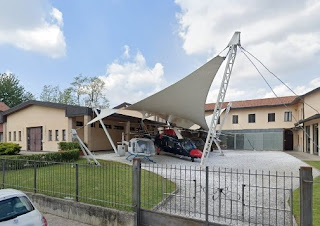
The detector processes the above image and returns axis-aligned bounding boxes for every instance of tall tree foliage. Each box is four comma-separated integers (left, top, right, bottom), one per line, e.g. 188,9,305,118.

39,85,76,105
0,73,35,107
40,75,109,108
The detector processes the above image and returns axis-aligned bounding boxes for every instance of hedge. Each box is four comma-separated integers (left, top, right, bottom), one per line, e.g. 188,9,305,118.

0,143,21,155
58,142,87,151
2,150,80,162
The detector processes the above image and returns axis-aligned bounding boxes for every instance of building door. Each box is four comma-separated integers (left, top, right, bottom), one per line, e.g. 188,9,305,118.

284,130,293,150
27,127,42,151
314,124,319,155
306,126,311,153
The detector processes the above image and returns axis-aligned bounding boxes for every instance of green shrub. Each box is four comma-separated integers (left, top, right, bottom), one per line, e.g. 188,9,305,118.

0,143,21,155
2,150,79,162
58,142,87,151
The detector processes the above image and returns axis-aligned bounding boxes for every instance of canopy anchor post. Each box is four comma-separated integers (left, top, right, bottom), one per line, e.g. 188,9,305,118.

200,32,240,168
71,129,100,166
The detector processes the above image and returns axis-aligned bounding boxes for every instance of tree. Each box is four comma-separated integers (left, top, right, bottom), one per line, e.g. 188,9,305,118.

83,77,109,108
70,75,109,108
39,85,76,105
0,73,35,107
40,75,109,108
71,75,87,106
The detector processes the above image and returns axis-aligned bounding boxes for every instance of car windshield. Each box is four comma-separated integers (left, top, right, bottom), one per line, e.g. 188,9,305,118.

180,139,196,151
0,196,34,222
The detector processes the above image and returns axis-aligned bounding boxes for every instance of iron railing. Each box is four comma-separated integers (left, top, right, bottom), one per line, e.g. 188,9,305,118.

141,163,300,225
0,158,133,210
1,158,302,225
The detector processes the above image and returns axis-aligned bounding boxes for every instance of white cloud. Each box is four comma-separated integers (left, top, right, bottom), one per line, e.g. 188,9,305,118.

50,8,63,27
175,0,320,102
263,77,320,98
0,0,66,58
100,46,166,107
123,45,130,58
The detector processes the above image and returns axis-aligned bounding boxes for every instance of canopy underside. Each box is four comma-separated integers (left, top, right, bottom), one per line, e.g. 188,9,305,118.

127,56,225,130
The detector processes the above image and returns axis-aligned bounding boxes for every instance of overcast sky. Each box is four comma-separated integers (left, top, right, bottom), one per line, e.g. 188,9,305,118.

0,0,319,107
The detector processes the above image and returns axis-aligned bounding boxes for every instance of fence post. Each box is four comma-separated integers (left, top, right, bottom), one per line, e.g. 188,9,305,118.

2,159,5,189
132,158,141,226
205,166,209,225
300,166,312,226
76,164,79,202
33,161,37,193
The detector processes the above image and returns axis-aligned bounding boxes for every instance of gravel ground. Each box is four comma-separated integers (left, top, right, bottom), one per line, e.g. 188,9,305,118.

96,150,319,225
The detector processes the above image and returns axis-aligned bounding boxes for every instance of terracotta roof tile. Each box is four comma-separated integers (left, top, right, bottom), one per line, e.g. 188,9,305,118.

205,96,297,111
0,102,9,112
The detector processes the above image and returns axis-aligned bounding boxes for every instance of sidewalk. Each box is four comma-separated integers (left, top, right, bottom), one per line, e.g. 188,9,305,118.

284,150,320,161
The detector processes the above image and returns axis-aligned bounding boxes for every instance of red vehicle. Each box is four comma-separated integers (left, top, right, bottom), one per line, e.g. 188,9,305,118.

154,129,203,162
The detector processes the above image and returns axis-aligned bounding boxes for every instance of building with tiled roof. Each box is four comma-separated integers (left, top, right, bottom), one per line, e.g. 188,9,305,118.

205,87,320,155
0,101,9,141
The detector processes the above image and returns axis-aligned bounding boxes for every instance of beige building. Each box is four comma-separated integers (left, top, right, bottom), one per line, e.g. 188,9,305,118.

0,101,9,142
205,87,320,154
0,101,160,152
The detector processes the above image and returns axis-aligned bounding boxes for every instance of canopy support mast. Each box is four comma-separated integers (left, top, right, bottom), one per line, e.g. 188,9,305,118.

200,32,241,167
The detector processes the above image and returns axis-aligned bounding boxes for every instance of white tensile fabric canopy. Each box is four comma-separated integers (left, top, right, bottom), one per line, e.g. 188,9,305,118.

126,56,225,131
87,108,118,125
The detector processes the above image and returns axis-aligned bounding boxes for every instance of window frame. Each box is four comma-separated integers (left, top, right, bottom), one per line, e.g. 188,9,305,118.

248,114,256,123
284,111,292,122
62,129,66,141
48,130,52,141
232,115,238,124
268,113,275,122
55,130,59,141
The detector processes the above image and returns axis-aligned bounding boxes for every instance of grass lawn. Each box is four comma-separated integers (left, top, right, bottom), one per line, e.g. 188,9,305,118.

1,158,176,211
293,161,320,225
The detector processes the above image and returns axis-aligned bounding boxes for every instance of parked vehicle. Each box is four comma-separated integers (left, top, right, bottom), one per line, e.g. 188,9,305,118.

0,189,47,226
154,129,202,162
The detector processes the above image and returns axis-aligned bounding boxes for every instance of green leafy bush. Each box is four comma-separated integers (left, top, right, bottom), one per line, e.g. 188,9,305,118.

58,142,86,151
2,150,79,162
0,142,21,155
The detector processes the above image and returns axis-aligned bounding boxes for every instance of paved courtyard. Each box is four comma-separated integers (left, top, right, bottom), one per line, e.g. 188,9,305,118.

96,150,319,225
95,149,319,175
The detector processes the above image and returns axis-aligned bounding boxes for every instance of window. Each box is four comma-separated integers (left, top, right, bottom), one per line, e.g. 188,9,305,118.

18,131,21,141
284,111,292,122
8,132,11,141
217,117,220,124
48,130,52,141
76,121,83,126
62,129,66,141
90,122,95,128
13,131,16,141
268,113,275,122
232,115,238,124
98,124,112,129
114,125,124,130
55,130,59,141
248,114,255,123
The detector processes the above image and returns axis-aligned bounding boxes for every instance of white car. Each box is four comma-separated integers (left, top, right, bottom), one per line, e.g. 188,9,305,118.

0,189,47,226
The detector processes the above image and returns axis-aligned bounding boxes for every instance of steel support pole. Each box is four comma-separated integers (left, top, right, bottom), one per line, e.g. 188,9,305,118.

76,164,79,202
2,159,5,189
201,33,240,167
93,109,118,154
205,166,209,225
300,166,313,226
132,158,141,226
33,161,37,193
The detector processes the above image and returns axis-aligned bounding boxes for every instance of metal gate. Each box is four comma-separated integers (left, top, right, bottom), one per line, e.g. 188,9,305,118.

141,164,300,225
